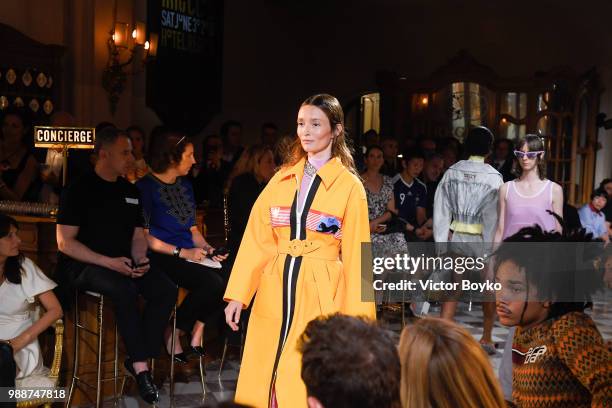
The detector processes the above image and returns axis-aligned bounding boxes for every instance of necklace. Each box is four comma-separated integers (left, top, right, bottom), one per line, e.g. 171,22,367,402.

304,160,317,177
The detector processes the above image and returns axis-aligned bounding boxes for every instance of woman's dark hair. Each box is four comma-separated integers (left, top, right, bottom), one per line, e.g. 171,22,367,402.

0,213,24,284
146,128,191,173
494,213,604,320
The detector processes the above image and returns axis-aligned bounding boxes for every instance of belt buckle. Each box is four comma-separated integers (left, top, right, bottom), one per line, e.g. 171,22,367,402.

288,239,305,257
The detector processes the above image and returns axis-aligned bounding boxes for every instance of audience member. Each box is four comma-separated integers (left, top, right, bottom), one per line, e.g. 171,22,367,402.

56,127,176,404
419,153,444,241
494,226,612,407
490,138,515,182
416,136,436,157
193,134,232,208
0,214,63,388
361,145,408,304
399,317,506,408
261,122,279,147
137,130,228,363
226,144,276,266
0,108,39,201
125,125,148,182
299,314,400,408
39,111,74,204
393,148,426,238
380,137,400,177
578,188,609,243
599,178,612,238
221,120,244,166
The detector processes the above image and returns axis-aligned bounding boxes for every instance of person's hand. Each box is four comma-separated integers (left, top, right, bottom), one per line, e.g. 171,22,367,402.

203,245,229,262
180,247,207,262
419,228,433,240
7,334,28,354
369,220,380,233
225,300,244,331
131,256,150,278
135,167,148,179
105,257,135,276
405,223,415,232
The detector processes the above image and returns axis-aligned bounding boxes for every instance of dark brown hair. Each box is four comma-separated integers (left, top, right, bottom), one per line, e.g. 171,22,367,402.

147,128,191,173
0,213,24,284
299,314,400,408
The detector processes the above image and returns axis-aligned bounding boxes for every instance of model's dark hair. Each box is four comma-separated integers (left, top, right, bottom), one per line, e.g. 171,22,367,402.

147,128,191,173
464,126,494,157
0,213,24,284
299,314,400,408
493,213,604,319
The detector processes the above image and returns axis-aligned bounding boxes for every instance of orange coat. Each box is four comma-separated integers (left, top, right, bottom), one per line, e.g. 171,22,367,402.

224,157,376,408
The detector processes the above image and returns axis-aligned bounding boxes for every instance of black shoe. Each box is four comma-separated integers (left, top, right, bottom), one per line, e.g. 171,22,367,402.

135,371,159,404
189,345,205,357
172,352,189,363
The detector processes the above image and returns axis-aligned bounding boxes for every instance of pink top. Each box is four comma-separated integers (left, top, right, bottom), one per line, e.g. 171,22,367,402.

298,156,329,212
503,179,557,239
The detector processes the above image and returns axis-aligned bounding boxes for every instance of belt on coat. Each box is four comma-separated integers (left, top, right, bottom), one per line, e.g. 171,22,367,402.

450,221,483,235
277,239,340,315
277,239,340,260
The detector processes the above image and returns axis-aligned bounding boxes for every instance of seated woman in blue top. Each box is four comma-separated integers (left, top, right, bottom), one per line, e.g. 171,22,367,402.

136,129,228,362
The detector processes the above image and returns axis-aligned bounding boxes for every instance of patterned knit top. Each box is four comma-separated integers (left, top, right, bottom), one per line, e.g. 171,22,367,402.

512,311,612,408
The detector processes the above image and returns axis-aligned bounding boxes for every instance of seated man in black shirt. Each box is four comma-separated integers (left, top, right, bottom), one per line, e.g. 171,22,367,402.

56,127,177,404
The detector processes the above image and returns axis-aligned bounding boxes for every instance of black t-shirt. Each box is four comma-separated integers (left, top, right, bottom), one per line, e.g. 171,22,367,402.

57,171,144,258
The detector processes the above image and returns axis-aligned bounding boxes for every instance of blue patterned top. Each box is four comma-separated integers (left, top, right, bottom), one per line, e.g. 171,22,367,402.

136,173,196,248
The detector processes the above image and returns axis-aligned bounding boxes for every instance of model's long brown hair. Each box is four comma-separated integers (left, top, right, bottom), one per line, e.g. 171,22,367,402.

399,318,506,408
283,94,358,175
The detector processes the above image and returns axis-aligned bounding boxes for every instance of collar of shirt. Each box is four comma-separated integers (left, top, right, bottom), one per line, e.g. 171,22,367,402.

278,156,345,189
589,203,601,214
468,155,485,163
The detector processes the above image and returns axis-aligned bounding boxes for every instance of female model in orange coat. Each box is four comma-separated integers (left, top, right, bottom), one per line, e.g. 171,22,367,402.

224,94,376,408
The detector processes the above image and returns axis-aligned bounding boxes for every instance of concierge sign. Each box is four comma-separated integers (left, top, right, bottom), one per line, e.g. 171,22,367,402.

34,126,95,149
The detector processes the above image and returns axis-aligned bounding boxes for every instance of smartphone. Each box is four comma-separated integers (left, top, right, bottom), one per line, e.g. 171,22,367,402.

210,247,229,258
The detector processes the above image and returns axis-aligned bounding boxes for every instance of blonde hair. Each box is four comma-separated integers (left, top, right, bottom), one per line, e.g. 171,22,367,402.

225,144,274,191
399,318,506,408
283,94,358,175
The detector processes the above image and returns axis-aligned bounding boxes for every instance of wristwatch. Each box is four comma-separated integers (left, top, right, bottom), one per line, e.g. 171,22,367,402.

173,247,182,257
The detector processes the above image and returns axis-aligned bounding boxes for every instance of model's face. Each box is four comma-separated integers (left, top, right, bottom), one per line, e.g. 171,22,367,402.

381,139,398,159
175,143,196,176
297,105,337,156
495,260,549,328
516,143,542,172
258,150,276,181
101,136,134,176
424,157,443,182
364,148,384,172
592,195,607,211
0,225,20,257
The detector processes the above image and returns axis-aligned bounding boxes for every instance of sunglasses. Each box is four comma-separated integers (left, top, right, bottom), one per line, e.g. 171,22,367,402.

514,150,544,159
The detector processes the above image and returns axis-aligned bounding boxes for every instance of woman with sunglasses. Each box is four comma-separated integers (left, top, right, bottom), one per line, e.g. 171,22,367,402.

493,134,563,403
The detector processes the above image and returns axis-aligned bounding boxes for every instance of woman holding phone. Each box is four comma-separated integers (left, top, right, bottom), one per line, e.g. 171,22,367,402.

136,129,228,362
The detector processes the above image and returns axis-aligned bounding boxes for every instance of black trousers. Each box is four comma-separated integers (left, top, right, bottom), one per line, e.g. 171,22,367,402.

73,264,177,362
149,252,226,334
0,342,16,408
